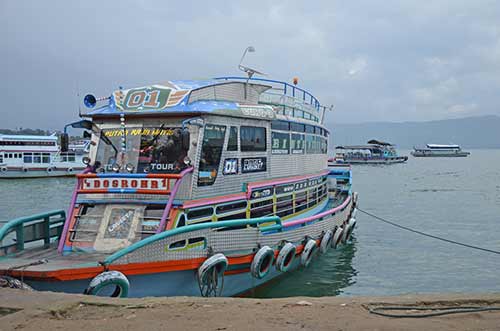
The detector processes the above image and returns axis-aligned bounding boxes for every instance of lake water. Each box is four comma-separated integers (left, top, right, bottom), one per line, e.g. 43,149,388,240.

2,149,500,297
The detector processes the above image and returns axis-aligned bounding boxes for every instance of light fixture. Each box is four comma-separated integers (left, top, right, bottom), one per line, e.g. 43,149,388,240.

112,163,120,172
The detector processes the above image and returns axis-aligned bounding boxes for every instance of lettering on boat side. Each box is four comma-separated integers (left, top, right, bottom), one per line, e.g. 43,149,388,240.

113,85,190,111
239,105,275,119
251,188,272,199
82,178,170,191
223,158,238,175
242,157,267,174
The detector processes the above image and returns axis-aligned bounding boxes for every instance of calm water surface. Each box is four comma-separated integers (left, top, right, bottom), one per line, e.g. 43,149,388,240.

1,149,500,297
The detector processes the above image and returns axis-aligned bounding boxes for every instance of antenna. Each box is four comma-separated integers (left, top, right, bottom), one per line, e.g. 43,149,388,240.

320,104,334,124
238,46,266,99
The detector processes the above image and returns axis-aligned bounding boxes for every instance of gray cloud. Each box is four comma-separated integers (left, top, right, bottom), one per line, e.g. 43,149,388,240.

1,0,499,130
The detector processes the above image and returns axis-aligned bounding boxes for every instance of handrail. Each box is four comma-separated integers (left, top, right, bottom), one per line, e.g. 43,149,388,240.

0,210,66,252
104,215,282,265
156,166,194,233
214,76,321,111
283,195,351,228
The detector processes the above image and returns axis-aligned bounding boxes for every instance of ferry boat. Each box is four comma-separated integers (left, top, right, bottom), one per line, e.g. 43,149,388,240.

335,140,408,164
0,76,357,297
411,144,470,157
0,134,88,178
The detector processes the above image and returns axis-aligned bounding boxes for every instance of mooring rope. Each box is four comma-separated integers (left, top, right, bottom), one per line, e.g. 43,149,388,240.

356,207,500,255
368,305,500,318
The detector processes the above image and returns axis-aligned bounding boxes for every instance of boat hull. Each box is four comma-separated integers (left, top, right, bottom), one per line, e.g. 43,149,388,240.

337,156,408,164
411,151,470,157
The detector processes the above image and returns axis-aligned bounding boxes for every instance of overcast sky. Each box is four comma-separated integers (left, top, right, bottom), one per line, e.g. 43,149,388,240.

2,1,500,130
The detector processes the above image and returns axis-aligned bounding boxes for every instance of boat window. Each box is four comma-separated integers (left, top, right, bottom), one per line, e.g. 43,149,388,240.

198,125,226,186
23,153,32,163
290,123,305,132
187,207,214,220
176,214,186,227
291,134,305,154
272,131,290,154
240,126,266,152
42,153,50,163
315,127,322,135
306,135,323,154
321,137,328,154
96,126,189,174
250,199,274,218
217,212,247,221
271,120,290,131
305,125,315,134
295,191,307,213
216,201,247,214
227,126,238,151
33,153,41,163
276,195,293,218
169,239,187,250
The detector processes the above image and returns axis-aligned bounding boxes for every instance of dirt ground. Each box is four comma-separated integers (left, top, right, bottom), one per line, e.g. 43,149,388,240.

1,289,500,330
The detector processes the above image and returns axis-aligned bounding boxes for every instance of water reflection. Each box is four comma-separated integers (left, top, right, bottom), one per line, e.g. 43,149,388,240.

250,235,358,298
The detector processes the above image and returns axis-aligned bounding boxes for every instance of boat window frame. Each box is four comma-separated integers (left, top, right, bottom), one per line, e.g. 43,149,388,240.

240,126,267,152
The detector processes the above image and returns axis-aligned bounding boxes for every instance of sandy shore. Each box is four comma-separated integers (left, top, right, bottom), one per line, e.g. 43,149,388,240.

1,289,500,330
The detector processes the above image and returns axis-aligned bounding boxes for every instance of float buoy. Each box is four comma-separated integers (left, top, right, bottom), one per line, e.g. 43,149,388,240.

276,242,296,272
0,166,7,172
300,239,317,267
320,230,333,254
197,253,228,297
85,271,129,298
251,246,275,279
332,226,343,249
67,167,74,173
46,167,54,173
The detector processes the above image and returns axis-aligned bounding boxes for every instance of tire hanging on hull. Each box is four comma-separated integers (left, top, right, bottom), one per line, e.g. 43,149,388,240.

85,271,130,298
197,253,228,297
251,246,275,279
276,243,296,272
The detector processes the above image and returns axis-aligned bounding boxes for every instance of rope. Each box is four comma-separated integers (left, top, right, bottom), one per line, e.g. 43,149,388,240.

368,305,500,318
356,207,500,255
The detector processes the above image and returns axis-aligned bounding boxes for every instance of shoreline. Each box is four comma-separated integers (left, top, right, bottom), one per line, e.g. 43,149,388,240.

1,289,500,330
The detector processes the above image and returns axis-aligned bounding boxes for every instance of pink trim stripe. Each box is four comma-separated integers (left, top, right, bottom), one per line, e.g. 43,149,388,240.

183,192,246,209
247,170,330,198
283,195,351,228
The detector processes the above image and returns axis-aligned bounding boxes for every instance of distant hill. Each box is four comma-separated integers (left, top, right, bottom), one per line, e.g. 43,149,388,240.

331,115,500,149
0,128,52,136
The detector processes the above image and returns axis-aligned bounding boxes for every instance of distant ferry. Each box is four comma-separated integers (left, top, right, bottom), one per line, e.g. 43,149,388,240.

0,134,88,178
335,140,408,164
411,144,470,157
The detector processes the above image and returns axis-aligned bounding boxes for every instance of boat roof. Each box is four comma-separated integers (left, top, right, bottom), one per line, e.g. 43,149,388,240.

426,144,460,149
336,144,388,150
85,79,273,118
0,134,57,141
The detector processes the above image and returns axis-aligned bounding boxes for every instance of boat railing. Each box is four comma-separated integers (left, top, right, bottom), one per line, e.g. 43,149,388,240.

0,210,66,255
103,215,283,266
215,76,322,122
57,167,194,253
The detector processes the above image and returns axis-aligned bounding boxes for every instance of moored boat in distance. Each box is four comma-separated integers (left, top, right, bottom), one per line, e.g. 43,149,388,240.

411,144,470,157
0,74,358,298
335,139,408,164
0,134,88,178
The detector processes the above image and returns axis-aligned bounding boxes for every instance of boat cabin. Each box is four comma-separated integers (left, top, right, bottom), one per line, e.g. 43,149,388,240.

64,78,333,253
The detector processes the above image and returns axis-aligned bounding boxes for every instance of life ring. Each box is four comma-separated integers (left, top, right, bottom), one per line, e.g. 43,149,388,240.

67,167,74,173
85,271,129,298
251,246,275,279
0,276,33,291
276,242,296,272
198,253,228,297
300,239,317,267
46,167,54,173
320,230,333,254
331,226,343,249
0,166,7,172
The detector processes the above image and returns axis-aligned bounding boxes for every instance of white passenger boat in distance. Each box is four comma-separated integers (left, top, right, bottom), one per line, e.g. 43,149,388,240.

335,140,408,164
411,144,470,157
0,134,88,178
